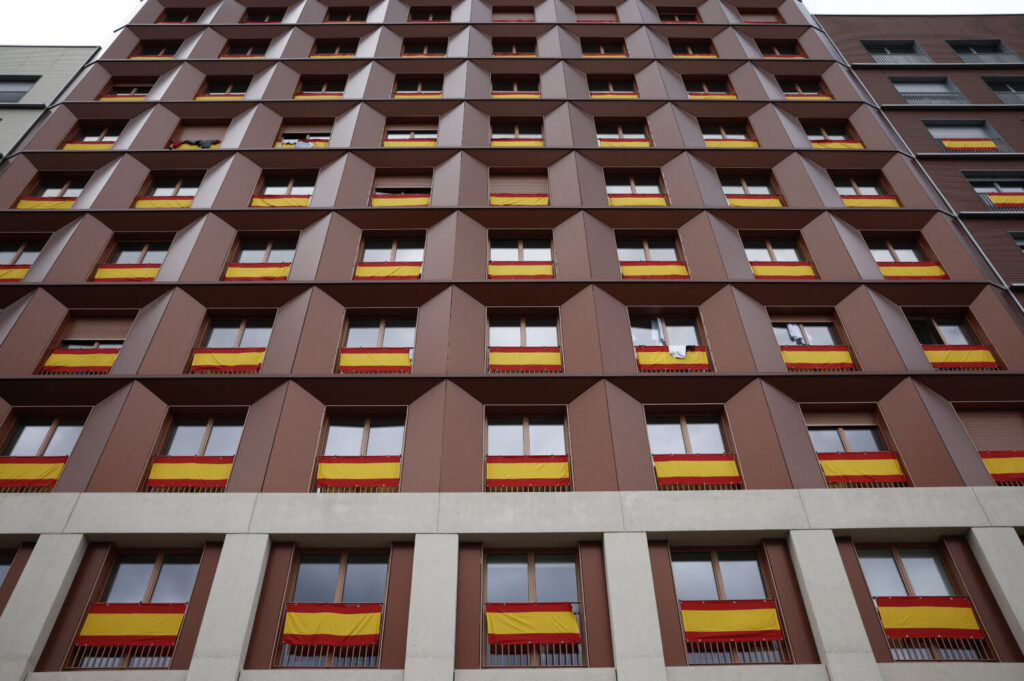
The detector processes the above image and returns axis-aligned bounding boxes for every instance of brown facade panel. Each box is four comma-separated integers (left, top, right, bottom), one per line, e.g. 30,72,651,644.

454,543,483,669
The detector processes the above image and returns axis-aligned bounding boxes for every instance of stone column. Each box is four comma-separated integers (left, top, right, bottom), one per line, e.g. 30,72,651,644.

968,526,1024,650
403,533,459,681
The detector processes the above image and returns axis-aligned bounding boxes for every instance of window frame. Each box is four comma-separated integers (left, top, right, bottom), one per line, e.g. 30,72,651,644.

148,176,201,198
261,175,317,197
604,172,664,196
202,318,273,349
866,238,925,264
343,317,417,349
242,8,285,23
325,7,368,22
629,313,703,348
2,416,84,458
320,415,407,459
645,413,729,455
907,315,980,346
722,175,777,197
232,238,296,265
160,416,244,459
802,121,855,142
222,41,268,58
402,39,447,57
0,241,42,266
408,6,451,22
615,236,679,262
487,315,560,348
771,318,841,347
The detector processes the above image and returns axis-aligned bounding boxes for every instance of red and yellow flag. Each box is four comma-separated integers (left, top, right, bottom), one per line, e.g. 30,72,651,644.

0,264,30,281
224,262,291,280
282,603,382,647
679,600,783,642
94,264,160,281
619,261,689,279
816,452,906,484
978,451,1024,483
597,138,651,147
486,455,570,488
780,345,854,370
317,456,401,488
784,94,833,101
16,197,76,209
63,141,116,150
876,596,982,639
195,94,245,100
250,195,310,207
590,92,637,99
840,195,901,208
190,348,266,373
608,193,667,206
371,194,430,207
147,456,233,488
489,193,549,206
705,139,759,148
726,195,783,207
0,456,67,488
41,348,118,374
811,140,864,149
354,262,423,280
940,138,997,151
635,345,709,371
487,261,554,279
485,603,580,645
986,192,1024,207
653,454,741,486
492,91,540,99
877,261,947,280
489,347,562,372
750,261,815,279
338,348,412,373
135,197,193,209
688,93,738,100
922,345,998,369
491,138,543,147
77,603,186,647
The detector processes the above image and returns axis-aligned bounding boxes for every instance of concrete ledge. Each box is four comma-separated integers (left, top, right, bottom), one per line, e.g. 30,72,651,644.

249,494,439,536
0,493,78,534
240,671,403,681
455,669,617,681
878,662,1024,681
622,490,808,533
799,488,989,530
30,672,187,681
63,494,257,536
666,664,829,681
437,493,624,535
972,487,1024,527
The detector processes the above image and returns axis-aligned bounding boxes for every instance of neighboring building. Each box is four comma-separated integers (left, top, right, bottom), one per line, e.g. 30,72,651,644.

820,14,1024,304
0,45,96,156
0,2,1021,681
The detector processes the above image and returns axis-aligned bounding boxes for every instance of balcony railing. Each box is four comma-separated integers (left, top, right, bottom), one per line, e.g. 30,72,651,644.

874,596,993,661
67,644,174,669
936,136,1011,153
278,643,379,668
994,91,1024,104
680,599,791,665
900,92,969,105
979,192,1024,212
277,602,382,668
66,602,186,670
870,53,933,64
959,53,1020,64
485,603,582,667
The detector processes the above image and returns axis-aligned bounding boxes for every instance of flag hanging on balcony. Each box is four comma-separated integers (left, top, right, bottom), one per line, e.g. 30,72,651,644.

146,456,234,488
875,596,983,639
0,456,67,488
354,262,423,280
816,452,906,484
985,193,1024,207
282,603,382,647
488,347,562,372
16,197,75,209
250,195,310,207
487,261,554,279
750,261,815,278
338,348,412,373
316,456,402,488
619,261,689,279
40,348,119,374
635,345,709,371
653,454,741,486
486,455,570,488
779,345,855,370
978,451,1024,483
679,600,783,642
0,264,30,281
922,345,998,369
485,603,580,645
726,195,783,207
76,603,187,647
223,263,291,280
939,138,997,151
877,261,947,280
190,348,266,373
93,264,161,281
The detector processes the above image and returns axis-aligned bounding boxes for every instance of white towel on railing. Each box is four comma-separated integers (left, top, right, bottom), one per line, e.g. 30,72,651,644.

668,345,688,359
787,323,804,344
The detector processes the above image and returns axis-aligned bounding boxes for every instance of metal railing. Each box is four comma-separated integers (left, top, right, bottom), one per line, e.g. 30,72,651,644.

686,639,790,665
937,136,1012,153
870,54,932,65
277,643,379,668
995,91,1024,104
146,485,224,493
886,636,993,661
486,484,571,493
317,484,399,493
0,91,28,103
900,92,969,105
485,604,583,667
995,479,1024,487
826,480,907,489
0,485,51,494
979,193,1024,212
959,53,1020,64
658,481,743,491
67,645,174,669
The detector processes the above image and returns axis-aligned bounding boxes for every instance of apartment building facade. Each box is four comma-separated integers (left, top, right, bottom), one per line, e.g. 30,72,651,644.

0,2,1021,681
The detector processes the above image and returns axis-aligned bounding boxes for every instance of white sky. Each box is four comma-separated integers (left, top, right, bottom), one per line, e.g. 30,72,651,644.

0,0,1019,47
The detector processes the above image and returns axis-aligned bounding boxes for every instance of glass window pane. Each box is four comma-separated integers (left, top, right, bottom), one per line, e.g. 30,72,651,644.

487,554,529,602
0,555,11,585
908,318,942,345
341,555,388,603
522,240,551,260
382,319,416,348
7,422,50,457
395,240,424,261
891,243,922,263
857,549,907,597
239,320,273,347
773,324,796,346
489,319,521,346
366,418,404,456
646,417,684,455
935,319,974,345
325,418,365,456
524,319,558,347
634,177,660,193
687,418,726,453
744,243,771,261
236,242,266,263
346,320,380,347
205,419,243,457
150,555,199,603
901,549,954,596
141,244,168,265
206,321,241,347
293,555,341,602
490,239,519,261
363,240,393,262
488,418,524,456
605,175,631,194
165,420,206,456
616,239,645,261
770,241,801,261
665,318,699,347
672,552,718,600
269,241,296,262
803,324,838,346
809,427,844,453
103,555,156,602
843,427,884,452
719,552,766,599
869,245,895,263
631,317,663,346
113,244,144,264
16,247,40,265
535,554,577,601
647,239,677,260
43,421,84,457
528,418,565,455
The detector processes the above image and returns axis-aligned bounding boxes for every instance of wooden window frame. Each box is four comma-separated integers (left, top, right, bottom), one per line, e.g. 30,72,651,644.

488,237,552,262
234,238,296,264
299,79,346,95
262,175,316,196
159,9,202,23
1,242,41,265
204,79,248,95
107,83,152,97
723,175,776,197
487,316,560,347
807,424,886,453
36,178,86,198
320,416,407,459
781,79,827,96
631,314,702,347
646,414,728,455
908,315,980,346
867,238,926,264
492,6,535,22
325,7,368,22
135,42,179,57
408,6,451,22
581,39,626,56
203,318,271,349
605,173,664,196
492,39,537,56
758,41,802,57
312,40,358,56
771,318,841,346
803,122,854,141
162,416,242,459
575,6,618,23
492,76,539,93
285,550,391,604
588,76,636,94
149,176,200,197
700,121,751,140
595,120,648,140
491,120,543,140
485,415,568,457
75,125,121,142
833,175,887,197
686,78,732,95
743,237,803,262
2,417,79,458
242,9,285,23
360,237,425,263
658,8,700,23
615,236,679,262
223,41,268,57
343,318,416,349
395,77,443,94
402,39,447,57
671,40,715,56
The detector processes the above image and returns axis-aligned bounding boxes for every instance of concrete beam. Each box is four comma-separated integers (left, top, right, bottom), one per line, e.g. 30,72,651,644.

967,527,1024,651
404,534,459,681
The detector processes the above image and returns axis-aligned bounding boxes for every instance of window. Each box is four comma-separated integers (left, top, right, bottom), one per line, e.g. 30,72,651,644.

52,318,125,361
968,175,1024,211
493,6,534,22
772,320,838,346
394,76,443,96
659,7,699,23
581,39,626,57
316,417,404,492
575,6,617,22
243,8,285,23
65,124,121,149
278,126,331,148
595,120,648,146
199,79,248,98
383,120,438,146
233,239,296,264
671,550,788,664
278,552,388,667
322,417,404,458
191,319,268,370
890,78,966,104
488,317,558,347
832,175,898,207
492,39,537,56
605,173,663,196
371,173,432,205
722,176,780,207
0,554,12,587
671,40,715,57
402,39,446,57
986,78,1024,103
484,552,581,666
909,314,998,370
958,410,1024,486
863,40,929,63
646,415,734,490
949,40,1019,64
772,318,854,370
261,175,316,196
159,417,243,458
491,120,542,145
779,79,830,100
151,416,243,493
135,42,179,58
807,419,906,488
631,315,700,349
489,171,549,205
907,316,977,346
868,239,925,264
0,242,41,266
297,79,346,98
312,40,357,57
204,319,273,349
65,551,201,670
758,41,801,58
856,547,992,661
738,8,780,23
685,77,734,98
701,121,755,147
144,176,200,201
490,237,551,262
925,122,1002,152
94,242,168,281
487,416,567,458
326,7,368,22
616,236,678,262
743,238,800,263
802,122,861,148
34,177,86,199
102,82,151,100
492,75,539,96
223,41,268,58
345,318,416,348
361,238,425,263
0,78,37,103
587,76,636,97
0,417,83,492
160,9,202,23
408,6,450,21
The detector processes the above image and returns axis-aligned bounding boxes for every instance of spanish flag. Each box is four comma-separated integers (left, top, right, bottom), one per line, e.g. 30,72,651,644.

635,345,709,371
135,197,193,209
986,193,1024,207
784,94,833,101
63,141,115,150
0,264,30,281
619,261,689,279
597,139,651,147
195,94,245,101
840,195,901,208
224,263,291,281
147,456,233,488
100,94,146,101
491,139,543,147
15,197,75,209
940,138,997,151
875,596,982,639
492,92,540,99
294,93,343,100
395,92,442,99
190,348,266,373
283,603,382,647
489,347,562,372
354,262,423,280
317,456,402,488
749,261,815,279
653,454,742,486
779,345,855,370
94,264,160,281
688,93,738,100
979,451,1024,483
922,345,998,369
489,193,549,206
0,456,67,488
487,261,554,279
726,195,783,207
679,600,783,642
816,452,906,484
486,455,570,488
250,195,311,208
485,603,580,645
589,92,638,99
877,261,947,280
370,194,431,207
705,139,759,148
40,348,119,374
76,603,187,647
608,194,667,206
382,139,437,147
811,141,864,149
338,348,412,373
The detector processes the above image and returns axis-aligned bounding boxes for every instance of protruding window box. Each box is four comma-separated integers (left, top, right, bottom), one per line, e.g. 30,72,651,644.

811,140,864,149
487,261,553,279
783,93,833,101
875,596,983,643
194,93,244,101
62,141,115,150
780,345,854,370
922,344,998,369
395,90,442,99
40,348,118,374
705,138,759,148
76,602,186,648
607,193,667,206
168,140,221,149
0,264,30,281
16,196,75,209
370,193,430,207
653,453,742,489
316,456,401,490
817,451,907,486
275,137,329,148
135,196,193,208
939,138,998,151
492,90,540,99
489,192,548,206
679,599,783,645
978,450,1024,485
190,347,266,373
485,455,570,490
282,602,382,646
338,348,412,373
224,262,290,280
619,261,689,279
250,194,310,207
146,456,233,490
726,194,783,207
840,194,901,208
983,192,1024,208
688,92,737,100
492,136,543,147
878,261,947,280
0,456,66,490
488,346,562,372
354,262,423,280
750,261,815,279
598,137,650,147
635,345,709,371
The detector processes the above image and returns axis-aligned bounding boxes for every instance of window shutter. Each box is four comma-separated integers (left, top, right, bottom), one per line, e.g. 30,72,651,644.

64,317,132,341
959,411,1024,450
491,173,549,194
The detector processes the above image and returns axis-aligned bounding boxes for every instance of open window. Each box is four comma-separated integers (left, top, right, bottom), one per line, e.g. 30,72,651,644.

371,173,432,206
630,314,709,371
771,317,855,371
168,121,225,150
